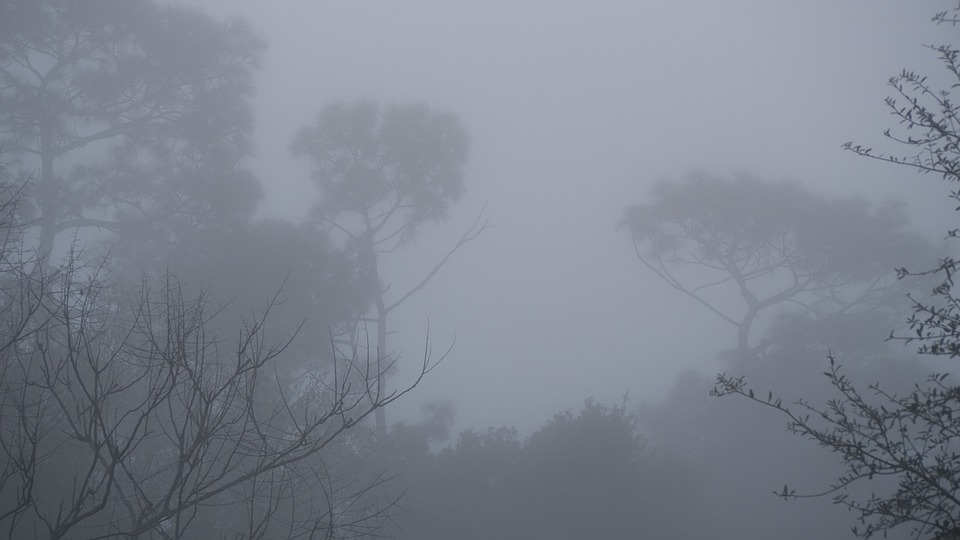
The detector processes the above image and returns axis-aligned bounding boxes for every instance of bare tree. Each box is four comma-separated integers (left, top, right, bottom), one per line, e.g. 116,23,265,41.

715,360,960,540
0,209,441,538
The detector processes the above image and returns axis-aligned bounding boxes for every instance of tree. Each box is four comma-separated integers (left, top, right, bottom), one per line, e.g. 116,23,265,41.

714,5,960,539
0,1,356,379
0,154,438,539
292,100,486,437
385,399,700,540
621,172,924,357
715,360,960,539
142,218,371,379
0,0,264,271
511,399,653,539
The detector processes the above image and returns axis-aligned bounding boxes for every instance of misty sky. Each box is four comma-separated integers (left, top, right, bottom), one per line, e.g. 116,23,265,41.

170,0,952,434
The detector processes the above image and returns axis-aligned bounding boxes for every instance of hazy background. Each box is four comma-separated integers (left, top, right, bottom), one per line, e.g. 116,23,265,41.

169,0,951,434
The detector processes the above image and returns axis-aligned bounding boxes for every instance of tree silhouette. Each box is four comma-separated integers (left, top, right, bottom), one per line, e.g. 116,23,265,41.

715,6,960,539
0,0,264,270
293,100,486,437
622,172,923,358
0,164,438,537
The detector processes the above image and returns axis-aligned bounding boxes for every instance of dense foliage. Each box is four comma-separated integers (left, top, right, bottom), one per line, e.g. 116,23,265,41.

382,399,701,540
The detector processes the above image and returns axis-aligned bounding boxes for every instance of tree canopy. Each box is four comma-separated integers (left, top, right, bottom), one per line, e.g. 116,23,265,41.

0,0,265,269
292,99,481,437
291,100,469,248
384,399,699,540
622,172,926,356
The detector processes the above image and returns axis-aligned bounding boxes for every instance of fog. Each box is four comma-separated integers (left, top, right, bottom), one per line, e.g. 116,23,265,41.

174,0,952,433
2,1,959,538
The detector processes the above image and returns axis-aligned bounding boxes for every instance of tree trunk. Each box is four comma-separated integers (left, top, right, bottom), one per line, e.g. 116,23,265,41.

36,119,57,273
375,293,388,439
362,231,389,440
737,308,757,359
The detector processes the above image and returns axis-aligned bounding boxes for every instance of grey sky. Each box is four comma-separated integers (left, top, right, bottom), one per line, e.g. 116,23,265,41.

172,0,950,434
